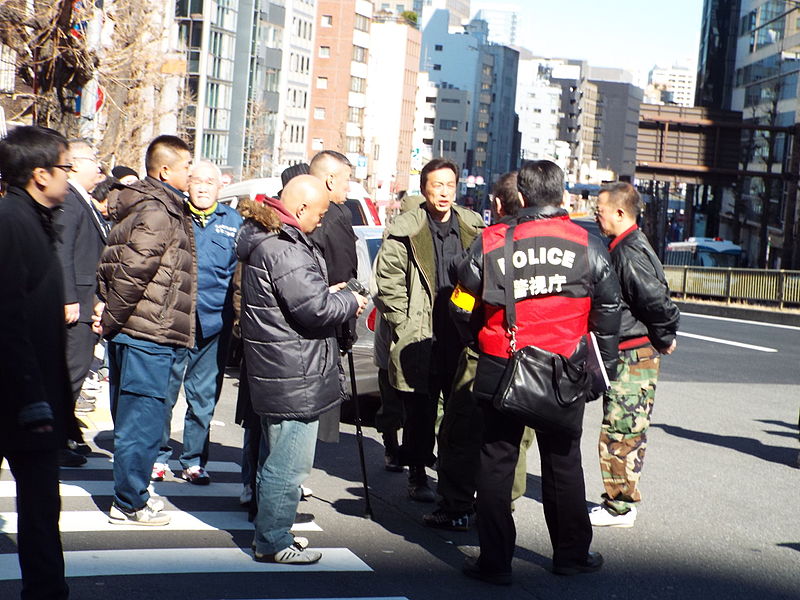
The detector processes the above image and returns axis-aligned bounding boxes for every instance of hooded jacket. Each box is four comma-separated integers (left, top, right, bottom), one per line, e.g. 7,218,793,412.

236,197,359,419
96,176,197,347
375,203,484,393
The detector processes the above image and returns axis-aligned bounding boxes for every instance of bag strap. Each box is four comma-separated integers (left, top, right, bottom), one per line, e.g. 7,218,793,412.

502,224,518,350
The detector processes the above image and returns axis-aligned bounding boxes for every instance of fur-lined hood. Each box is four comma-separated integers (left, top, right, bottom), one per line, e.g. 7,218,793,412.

236,196,309,263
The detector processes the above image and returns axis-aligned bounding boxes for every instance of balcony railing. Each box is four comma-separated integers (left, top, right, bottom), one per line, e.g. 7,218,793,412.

665,266,800,308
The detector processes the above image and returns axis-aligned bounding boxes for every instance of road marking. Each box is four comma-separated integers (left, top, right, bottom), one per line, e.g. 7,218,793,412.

0,480,244,498
0,548,371,580
682,312,800,331
677,331,778,352
55,457,241,473
0,510,321,533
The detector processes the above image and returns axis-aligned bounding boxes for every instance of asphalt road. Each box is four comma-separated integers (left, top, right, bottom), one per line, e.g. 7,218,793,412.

1,308,798,599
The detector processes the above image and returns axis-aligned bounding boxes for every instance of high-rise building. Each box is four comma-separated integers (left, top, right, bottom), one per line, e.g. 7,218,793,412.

516,55,565,166
644,64,697,107
175,0,239,165
364,14,421,202
471,2,519,46
228,0,286,178
308,0,373,169
420,8,519,186
274,0,316,170
695,0,740,110
415,0,470,27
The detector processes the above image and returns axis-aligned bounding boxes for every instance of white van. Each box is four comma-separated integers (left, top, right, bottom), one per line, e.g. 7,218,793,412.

219,177,381,226
218,177,282,209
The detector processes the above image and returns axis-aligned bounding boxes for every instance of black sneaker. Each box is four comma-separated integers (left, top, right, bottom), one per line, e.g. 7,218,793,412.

552,551,604,576
423,509,472,531
462,557,512,585
58,448,87,468
294,512,315,524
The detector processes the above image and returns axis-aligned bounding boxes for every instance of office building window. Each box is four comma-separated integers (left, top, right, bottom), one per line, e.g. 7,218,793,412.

321,14,332,27
319,46,330,58
316,77,328,89
434,44,443,51
314,107,326,120
439,119,458,130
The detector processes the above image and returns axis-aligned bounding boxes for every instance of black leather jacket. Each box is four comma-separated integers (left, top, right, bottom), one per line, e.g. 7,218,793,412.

610,226,679,350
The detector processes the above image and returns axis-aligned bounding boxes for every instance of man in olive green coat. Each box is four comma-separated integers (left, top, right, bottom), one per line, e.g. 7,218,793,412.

375,158,484,501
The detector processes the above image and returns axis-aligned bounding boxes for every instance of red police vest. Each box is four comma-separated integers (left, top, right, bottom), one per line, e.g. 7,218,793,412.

477,216,592,358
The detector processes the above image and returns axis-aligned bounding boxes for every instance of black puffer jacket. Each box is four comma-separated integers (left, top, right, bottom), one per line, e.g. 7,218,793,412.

609,226,679,350
236,197,359,419
97,177,197,347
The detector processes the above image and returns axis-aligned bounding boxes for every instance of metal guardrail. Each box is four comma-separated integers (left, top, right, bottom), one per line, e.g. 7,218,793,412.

664,266,800,308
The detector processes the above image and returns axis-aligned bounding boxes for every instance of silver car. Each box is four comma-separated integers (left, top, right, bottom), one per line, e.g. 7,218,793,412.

342,225,384,397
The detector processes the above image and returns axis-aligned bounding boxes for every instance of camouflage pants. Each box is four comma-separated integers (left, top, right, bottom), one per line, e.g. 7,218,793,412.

598,346,660,515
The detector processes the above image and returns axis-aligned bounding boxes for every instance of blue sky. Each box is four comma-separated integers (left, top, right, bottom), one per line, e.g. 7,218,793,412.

472,0,704,76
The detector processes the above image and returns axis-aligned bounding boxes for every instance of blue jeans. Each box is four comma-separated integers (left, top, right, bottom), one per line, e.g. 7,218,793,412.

157,332,226,468
253,417,319,554
109,334,176,511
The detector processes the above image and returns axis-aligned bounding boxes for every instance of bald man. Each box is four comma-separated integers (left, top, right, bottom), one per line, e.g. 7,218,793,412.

236,174,367,565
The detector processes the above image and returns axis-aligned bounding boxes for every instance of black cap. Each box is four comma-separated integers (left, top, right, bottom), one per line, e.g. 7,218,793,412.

111,165,138,180
280,163,310,187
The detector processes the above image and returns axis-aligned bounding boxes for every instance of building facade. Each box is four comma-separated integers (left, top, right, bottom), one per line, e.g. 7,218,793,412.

364,15,421,201
307,0,373,170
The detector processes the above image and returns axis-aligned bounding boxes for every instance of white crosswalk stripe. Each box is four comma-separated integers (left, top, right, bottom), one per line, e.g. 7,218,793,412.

0,458,371,584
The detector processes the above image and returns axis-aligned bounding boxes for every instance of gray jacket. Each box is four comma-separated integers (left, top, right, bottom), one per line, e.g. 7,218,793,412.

236,198,359,419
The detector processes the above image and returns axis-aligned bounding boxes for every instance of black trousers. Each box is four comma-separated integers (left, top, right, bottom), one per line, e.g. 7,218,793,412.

2,449,69,599
436,347,482,514
65,321,98,441
475,402,592,574
396,341,461,468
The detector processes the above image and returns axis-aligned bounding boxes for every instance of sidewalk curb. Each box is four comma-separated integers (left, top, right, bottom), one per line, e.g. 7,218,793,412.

675,300,800,327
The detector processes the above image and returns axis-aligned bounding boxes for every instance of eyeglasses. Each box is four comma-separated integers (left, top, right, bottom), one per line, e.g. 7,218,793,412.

52,164,73,172
429,182,456,191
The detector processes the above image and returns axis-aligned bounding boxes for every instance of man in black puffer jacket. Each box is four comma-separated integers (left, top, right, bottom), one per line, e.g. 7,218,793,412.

590,181,679,529
236,174,367,565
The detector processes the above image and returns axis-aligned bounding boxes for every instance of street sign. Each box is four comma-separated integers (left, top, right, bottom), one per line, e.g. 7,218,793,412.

482,209,491,226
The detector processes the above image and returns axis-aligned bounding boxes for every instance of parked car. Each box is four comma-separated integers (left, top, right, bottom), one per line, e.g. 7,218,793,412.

220,177,381,227
345,225,385,397
218,177,282,209
346,181,381,226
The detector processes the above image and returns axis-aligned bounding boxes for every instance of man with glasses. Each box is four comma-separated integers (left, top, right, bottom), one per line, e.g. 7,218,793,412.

0,125,74,599
153,160,242,485
375,158,484,501
54,139,110,467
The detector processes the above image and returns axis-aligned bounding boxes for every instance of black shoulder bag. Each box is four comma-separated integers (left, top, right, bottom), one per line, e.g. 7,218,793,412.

490,224,591,438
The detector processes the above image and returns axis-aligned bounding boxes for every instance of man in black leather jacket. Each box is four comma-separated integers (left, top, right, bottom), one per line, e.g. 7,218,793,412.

590,181,679,529
453,161,621,583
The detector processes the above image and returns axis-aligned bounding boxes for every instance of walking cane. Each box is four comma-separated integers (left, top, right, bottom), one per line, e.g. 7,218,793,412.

346,348,374,519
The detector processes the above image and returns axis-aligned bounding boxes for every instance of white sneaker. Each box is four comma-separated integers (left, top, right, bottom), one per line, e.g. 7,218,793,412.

252,536,308,552
254,539,321,564
151,463,172,482
300,485,313,499
589,505,637,528
147,495,166,513
109,503,171,526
